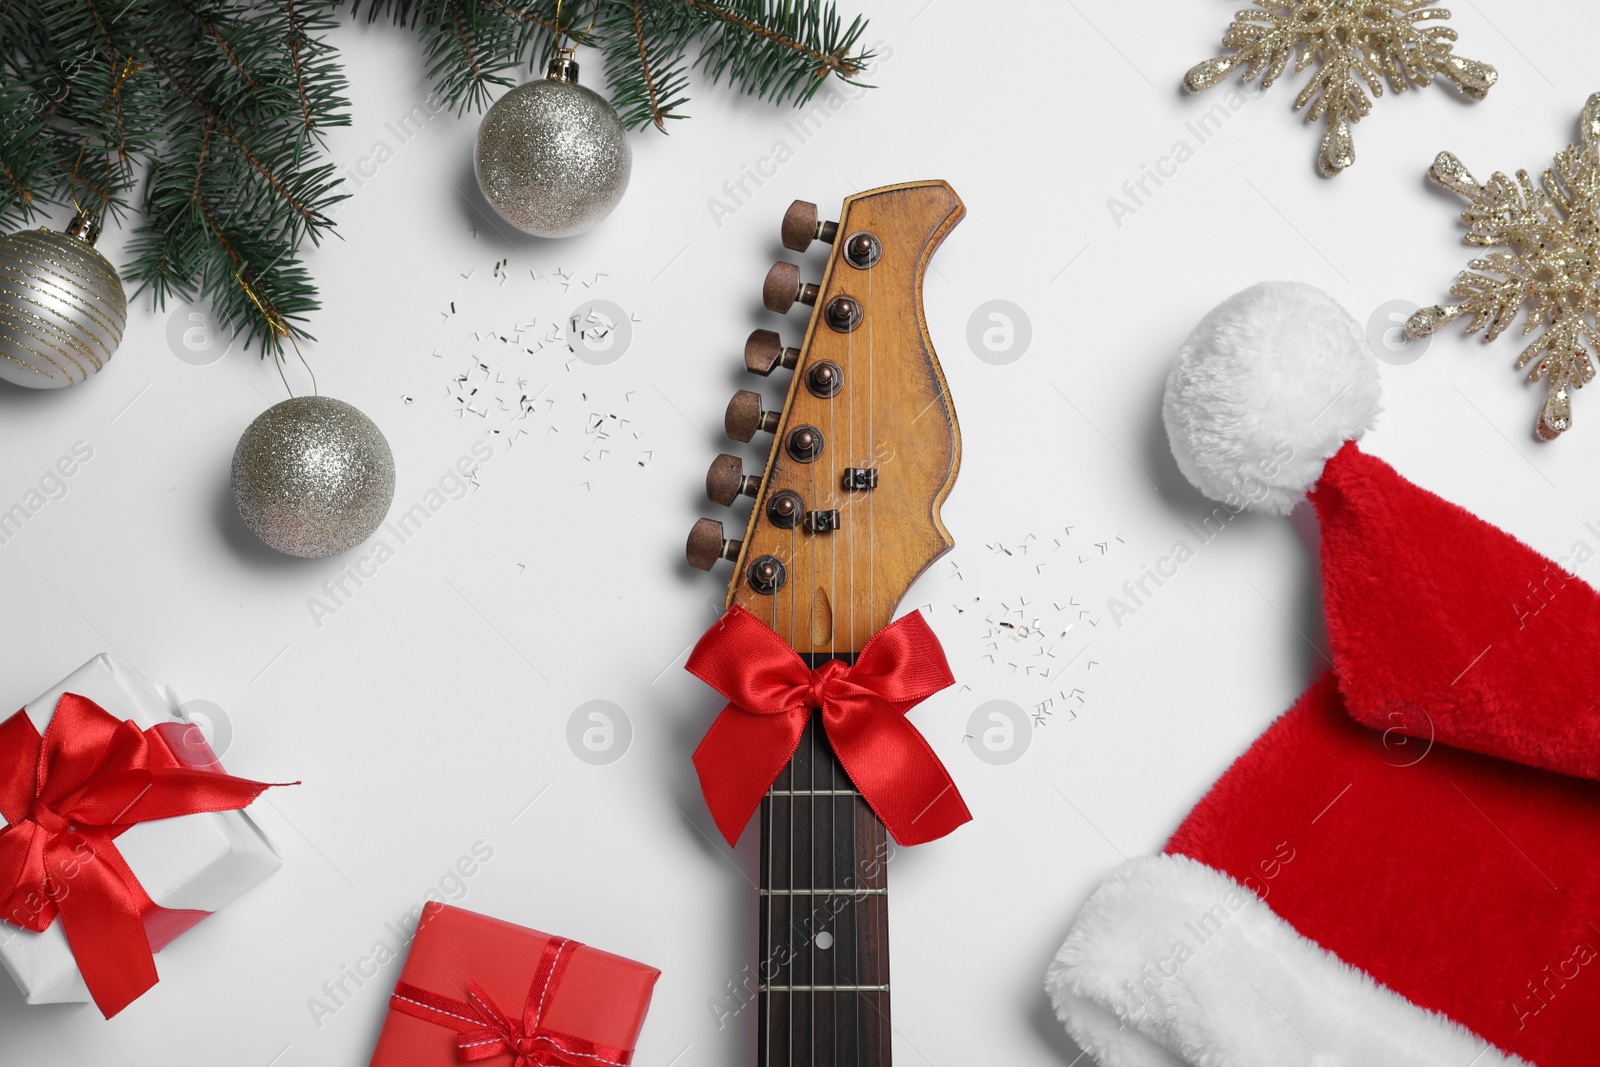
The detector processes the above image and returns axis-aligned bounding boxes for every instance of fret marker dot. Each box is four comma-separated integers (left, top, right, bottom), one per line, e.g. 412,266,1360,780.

815,931,833,950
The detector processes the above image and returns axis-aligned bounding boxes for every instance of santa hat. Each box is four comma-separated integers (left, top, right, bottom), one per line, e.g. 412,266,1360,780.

1048,282,1600,1067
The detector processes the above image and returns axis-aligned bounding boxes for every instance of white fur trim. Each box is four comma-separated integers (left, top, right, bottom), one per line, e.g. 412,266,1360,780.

1046,856,1526,1067
1163,281,1380,516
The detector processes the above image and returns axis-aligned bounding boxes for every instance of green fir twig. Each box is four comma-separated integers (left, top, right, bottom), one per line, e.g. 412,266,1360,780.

0,0,876,355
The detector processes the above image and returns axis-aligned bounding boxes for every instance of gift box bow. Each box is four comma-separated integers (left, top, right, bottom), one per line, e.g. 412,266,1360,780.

390,936,633,1067
0,692,286,1017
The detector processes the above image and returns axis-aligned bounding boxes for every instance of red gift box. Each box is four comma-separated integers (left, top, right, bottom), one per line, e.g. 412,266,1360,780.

370,904,660,1067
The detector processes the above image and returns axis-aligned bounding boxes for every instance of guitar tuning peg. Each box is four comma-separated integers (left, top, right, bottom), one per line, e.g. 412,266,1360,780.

686,518,742,571
725,390,781,442
706,454,762,506
744,329,800,376
763,262,819,315
781,200,839,252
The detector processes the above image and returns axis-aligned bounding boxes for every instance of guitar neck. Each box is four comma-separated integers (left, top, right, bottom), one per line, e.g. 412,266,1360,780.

687,181,968,1066
759,659,893,1066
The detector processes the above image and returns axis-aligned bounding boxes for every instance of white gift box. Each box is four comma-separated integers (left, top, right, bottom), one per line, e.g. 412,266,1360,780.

0,653,280,1006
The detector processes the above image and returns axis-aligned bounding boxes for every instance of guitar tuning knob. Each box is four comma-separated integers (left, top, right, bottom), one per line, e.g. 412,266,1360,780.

745,329,800,376
706,454,762,506
781,200,839,252
686,518,742,571
725,390,781,443
763,262,820,315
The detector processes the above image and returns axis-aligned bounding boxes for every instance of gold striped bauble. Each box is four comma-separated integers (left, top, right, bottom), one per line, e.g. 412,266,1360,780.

0,219,127,389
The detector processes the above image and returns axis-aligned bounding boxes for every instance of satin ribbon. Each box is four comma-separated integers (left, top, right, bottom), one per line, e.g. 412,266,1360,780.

0,693,282,1018
389,937,633,1066
687,606,971,847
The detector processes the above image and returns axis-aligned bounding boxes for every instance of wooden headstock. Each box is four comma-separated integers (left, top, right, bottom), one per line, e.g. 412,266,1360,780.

687,180,965,655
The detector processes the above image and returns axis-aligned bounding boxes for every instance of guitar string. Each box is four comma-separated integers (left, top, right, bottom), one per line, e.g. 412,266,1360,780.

769,454,789,1067
770,527,782,1067
812,673,821,1064
865,258,878,1056
785,534,794,1066
789,519,796,1067
822,241,846,1066
845,245,873,1053
832,244,853,1057
812,402,823,1063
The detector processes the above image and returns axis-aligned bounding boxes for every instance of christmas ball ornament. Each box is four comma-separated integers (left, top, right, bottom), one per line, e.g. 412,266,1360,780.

230,396,395,559
0,216,127,388
474,58,632,238
1163,281,1381,516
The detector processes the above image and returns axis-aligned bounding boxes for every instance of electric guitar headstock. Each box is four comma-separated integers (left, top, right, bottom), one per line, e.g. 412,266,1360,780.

684,180,966,1066
687,180,967,653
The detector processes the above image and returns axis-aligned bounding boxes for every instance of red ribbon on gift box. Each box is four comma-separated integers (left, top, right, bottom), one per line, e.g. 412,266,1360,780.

0,693,284,1018
389,936,633,1067
687,606,971,847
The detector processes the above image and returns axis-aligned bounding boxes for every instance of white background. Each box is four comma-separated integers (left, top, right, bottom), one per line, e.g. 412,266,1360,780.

3,2,1598,1064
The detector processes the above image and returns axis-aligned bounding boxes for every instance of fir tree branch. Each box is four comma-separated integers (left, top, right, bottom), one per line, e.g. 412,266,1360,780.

6,0,874,355
142,44,321,231
189,117,211,200
81,0,120,58
197,198,289,337
185,4,260,90
447,1,487,89
594,0,688,130
680,0,858,78
481,0,557,37
286,0,315,129
109,60,136,161
629,0,666,129
0,158,34,206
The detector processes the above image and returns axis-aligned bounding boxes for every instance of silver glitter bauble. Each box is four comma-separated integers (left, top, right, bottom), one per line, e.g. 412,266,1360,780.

230,397,396,559
0,217,127,389
474,58,632,238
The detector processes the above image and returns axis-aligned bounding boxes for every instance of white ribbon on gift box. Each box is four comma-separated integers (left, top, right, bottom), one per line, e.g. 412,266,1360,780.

0,653,281,1006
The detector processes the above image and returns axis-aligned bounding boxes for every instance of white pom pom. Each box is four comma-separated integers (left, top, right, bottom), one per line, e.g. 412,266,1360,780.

1163,281,1381,516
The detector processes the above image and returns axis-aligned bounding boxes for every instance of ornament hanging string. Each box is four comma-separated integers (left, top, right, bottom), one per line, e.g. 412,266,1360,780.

552,0,597,57
236,271,318,400
481,0,596,55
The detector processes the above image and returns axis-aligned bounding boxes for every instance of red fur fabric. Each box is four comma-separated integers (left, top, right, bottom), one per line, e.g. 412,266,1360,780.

1166,442,1600,1064
1314,442,1600,778
1167,675,1600,1064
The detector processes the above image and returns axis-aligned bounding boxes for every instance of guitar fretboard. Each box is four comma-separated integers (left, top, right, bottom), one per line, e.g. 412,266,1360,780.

758,688,893,1067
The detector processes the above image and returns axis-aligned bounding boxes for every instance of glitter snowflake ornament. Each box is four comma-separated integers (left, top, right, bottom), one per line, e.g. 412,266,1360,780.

1185,1,1497,177
1405,95,1600,442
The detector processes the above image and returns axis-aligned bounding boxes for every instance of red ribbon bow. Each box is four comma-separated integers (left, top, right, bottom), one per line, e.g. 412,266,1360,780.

688,606,971,847
390,937,632,1067
0,693,281,1018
